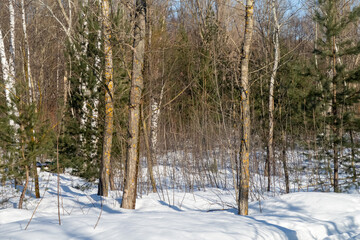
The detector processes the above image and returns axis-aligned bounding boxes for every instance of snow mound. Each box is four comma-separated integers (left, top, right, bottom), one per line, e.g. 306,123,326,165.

0,172,359,240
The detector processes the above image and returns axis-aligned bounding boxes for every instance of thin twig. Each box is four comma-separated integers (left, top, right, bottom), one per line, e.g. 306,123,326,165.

25,173,51,230
94,196,104,229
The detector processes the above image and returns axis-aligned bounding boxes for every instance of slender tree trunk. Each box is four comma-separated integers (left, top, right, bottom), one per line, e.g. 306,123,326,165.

0,30,10,103
349,130,357,182
281,129,289,193
8,0,15,81
56,133,61,225
33,160,40,198
80,0,89,144
21,0,41,198
19,134,29,210
92,10,102,158
267,0,280,192
122,0,146,209
0,29,18,125
21,0,35,103
144,7,157,193
142,106,157,193
18,166,29,209
332,36,339,193
109,166,116,191
314,4,318,69
98,0,114,197
238,0,254,216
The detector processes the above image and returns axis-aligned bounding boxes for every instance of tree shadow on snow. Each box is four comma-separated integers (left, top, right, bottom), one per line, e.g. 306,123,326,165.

223,208,298,240
158,200,184,212
249,217,299,240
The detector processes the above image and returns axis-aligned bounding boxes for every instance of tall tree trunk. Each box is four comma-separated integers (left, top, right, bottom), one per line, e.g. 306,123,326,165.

332,36,339,193
92,11,102,158
8,0,15,82
0,29,18,126
1,4,19,186
21,0,40,198
122,0,146,209
144,6,157,193
267,0,280,191
98,0,114,197
80,0,89,144
21,0,35,103
238,0,254,216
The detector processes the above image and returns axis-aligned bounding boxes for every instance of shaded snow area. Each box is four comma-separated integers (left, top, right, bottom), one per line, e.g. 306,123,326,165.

0,172,360,240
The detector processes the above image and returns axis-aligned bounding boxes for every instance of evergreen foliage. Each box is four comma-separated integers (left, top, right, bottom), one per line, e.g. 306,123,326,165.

313,0,360,191
61,2,103,181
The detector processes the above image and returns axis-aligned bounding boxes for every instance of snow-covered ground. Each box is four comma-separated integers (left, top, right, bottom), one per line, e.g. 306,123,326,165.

0,171,360,240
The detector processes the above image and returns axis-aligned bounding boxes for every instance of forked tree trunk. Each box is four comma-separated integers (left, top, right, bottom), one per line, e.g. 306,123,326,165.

98,0,114,197
122,0,146,209
238,0,254,216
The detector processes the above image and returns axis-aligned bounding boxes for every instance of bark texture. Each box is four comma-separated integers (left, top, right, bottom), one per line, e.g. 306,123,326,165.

9,0,16,81
267,0,280,191
332,36,339,193
21,0,34,102
122,0,146,209
98,0,113,197
238,0,254,216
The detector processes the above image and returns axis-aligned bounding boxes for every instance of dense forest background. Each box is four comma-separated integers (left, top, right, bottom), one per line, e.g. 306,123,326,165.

0,0,359,214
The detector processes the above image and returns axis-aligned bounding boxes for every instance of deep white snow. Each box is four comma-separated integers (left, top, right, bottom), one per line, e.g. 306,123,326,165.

0,171,359,240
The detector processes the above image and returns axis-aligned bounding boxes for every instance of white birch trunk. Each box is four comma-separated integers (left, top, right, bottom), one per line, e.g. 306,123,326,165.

93,0,102,128
9,0,16,81
93,30,101,129
21,0,34,103
267,0,280,188
81,0,89,130
150,85,164,153
0,29,18,127
0,30,11,108
91,23,102,157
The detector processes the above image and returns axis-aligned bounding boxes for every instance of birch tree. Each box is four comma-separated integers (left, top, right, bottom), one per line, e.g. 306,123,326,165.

20,0,42,199
145,3,158,193
8,0,15,84
266,0,280,192
0,0,18,126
